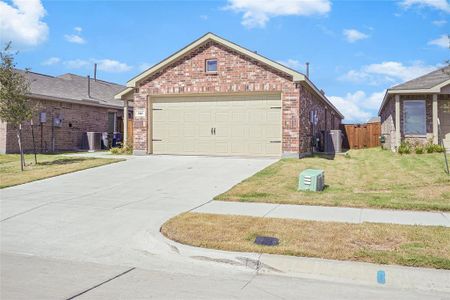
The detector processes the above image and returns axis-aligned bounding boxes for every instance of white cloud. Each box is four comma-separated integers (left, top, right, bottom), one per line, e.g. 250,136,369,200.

63,58,132,73
0,0,48,47
64,27,86,44
64,34,85,44
428,34,449,48
278,59,303,71
200,15,208,20
401,0,450,12
64,26,86,44
96,59,132,73
42,57,61,66
343,29,369,43
432,19,447,26
328,90,385,122
226,0,331,28
64,59,91,69
340,61,437,85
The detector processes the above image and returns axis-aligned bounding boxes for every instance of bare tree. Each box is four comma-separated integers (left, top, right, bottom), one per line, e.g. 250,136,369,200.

0,42,34,171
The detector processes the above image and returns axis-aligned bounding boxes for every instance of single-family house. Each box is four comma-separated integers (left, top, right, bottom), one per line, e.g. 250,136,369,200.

379,65,450,151
115,32,344,157
0,70,129,154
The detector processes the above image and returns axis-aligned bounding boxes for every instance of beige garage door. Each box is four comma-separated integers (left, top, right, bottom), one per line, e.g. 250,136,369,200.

151,94,282,156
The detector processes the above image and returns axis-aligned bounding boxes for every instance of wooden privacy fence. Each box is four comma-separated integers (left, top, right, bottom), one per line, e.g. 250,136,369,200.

341,122,381,149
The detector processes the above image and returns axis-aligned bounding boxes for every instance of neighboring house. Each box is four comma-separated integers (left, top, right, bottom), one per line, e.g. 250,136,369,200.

116,32,343,157
379,66,450,151
0,70,128,154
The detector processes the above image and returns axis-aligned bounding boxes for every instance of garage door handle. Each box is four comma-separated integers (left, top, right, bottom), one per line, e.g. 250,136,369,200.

270,140,281,143
211,128,213,135
213,128,216,135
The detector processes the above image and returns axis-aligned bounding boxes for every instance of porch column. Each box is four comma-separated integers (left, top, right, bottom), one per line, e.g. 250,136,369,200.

432,94,438,144
123,100,128,146
395,94,401,148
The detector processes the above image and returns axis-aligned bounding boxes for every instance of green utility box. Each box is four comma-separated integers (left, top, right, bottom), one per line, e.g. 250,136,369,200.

298,169,325,192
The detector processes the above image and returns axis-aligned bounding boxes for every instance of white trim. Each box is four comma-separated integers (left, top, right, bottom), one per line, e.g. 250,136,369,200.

114,87,134,100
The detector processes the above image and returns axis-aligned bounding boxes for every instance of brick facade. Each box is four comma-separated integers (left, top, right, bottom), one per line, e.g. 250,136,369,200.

380,94,436,150
0,98,122,154
133,41,342,156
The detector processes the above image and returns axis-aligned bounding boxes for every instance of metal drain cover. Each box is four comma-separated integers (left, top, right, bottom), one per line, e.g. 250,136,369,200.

254,236,279,246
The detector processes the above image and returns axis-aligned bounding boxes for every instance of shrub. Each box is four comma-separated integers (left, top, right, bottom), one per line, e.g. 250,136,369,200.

415,146,424,154
398,142,411,155
424,142,445,153
110,147,121,154
432,144,445,153
110,144,133,155
425,143,435,153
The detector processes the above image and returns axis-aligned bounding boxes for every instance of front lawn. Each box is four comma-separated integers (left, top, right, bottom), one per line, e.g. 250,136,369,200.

161,213,450,270
0,154,122,188
215,148,450,211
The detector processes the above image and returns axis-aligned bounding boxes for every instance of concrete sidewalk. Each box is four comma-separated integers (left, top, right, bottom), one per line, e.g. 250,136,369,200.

193,201,450,227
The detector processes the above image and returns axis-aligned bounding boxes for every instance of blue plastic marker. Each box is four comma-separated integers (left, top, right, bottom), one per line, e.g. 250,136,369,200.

377,270,386,284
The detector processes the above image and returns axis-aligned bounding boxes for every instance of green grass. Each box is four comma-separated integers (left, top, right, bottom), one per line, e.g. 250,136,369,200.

215,148,450,211
0,154,122,188
162,213,450,270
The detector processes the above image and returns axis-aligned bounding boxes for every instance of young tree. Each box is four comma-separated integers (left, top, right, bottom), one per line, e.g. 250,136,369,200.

0,42,33,171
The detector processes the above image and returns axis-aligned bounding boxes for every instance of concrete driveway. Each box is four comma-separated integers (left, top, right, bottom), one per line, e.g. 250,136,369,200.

0,155,447,299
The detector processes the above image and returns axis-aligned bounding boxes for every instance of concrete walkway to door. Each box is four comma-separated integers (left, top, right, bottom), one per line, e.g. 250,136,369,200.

193,201,450,227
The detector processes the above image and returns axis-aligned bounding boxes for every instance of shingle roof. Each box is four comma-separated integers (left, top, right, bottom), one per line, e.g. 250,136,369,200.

390,65,450,90
17,70,125,108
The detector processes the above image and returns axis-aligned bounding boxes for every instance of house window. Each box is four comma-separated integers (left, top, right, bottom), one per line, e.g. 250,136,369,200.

403,100,426,135
205,59,217,73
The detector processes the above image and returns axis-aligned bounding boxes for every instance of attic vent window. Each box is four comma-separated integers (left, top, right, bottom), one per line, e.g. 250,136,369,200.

205,59,217,73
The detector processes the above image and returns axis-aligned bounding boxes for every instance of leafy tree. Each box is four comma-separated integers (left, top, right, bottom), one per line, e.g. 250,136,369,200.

0,42,34,171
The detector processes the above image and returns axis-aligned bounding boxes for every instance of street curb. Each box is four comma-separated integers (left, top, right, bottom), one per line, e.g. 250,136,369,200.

159,231,450,293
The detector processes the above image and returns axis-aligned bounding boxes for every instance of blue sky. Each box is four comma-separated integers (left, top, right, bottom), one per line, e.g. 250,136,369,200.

1,0,449,122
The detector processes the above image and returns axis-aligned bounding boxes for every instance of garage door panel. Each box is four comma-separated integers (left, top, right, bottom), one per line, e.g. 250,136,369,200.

248,143,264,155
183,127,196,137
152,94,281,156
266,143,282,156
198,112,212,122
184,112,196,122
153,110,166,122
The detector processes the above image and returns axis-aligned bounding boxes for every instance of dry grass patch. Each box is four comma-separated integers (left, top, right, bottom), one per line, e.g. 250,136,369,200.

0,154,122,188
161,213,450,269
215,148,450,211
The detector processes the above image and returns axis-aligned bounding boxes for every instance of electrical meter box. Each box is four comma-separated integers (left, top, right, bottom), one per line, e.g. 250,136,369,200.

298,169,325,192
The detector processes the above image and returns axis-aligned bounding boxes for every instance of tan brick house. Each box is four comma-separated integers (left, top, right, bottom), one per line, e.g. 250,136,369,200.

379,66,450,152
0,70,127,154
116,33,343,157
